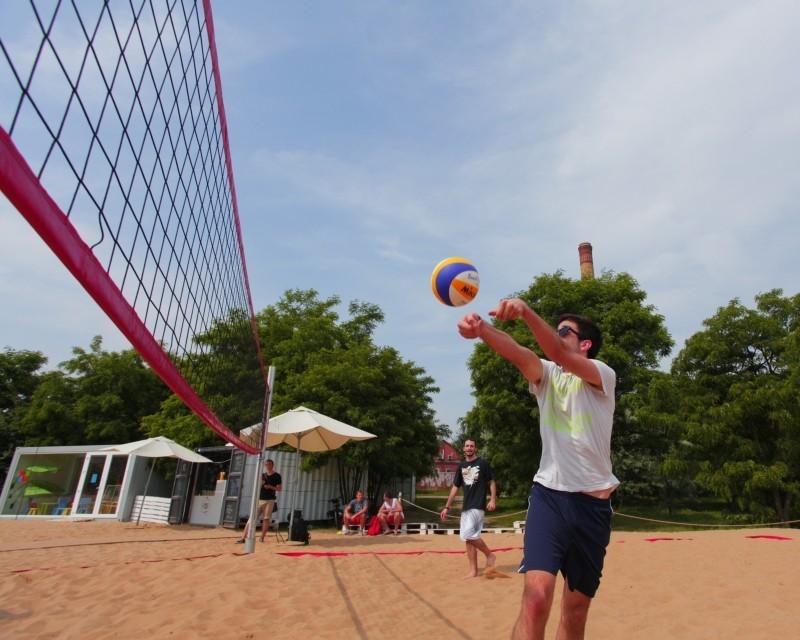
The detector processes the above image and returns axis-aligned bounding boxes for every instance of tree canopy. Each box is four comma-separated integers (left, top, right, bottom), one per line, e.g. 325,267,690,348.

256,290,440,507
657,289,800,522
145,289,442,505
0,348,48,478
17,337,169,448
5,280,799,525
143,308,267,450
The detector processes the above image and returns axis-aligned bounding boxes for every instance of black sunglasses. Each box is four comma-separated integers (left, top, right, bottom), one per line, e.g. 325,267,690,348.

557,326,582,339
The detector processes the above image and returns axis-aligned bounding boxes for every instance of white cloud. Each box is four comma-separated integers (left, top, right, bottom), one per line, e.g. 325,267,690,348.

3,0,799,430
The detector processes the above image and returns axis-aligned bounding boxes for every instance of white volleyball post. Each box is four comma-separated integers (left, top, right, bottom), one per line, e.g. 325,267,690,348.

245,366,275,554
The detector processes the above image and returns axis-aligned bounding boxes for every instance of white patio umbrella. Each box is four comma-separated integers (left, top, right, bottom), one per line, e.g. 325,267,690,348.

241,406,377,536
102,436,212,524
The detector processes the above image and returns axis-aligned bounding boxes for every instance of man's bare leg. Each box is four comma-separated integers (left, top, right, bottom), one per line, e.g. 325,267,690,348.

462,538,496,578
469,537,496,570
554,579,592,640
511,570,556,640
463,543,479,579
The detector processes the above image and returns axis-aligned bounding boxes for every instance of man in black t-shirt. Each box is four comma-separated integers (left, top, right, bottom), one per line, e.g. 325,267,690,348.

440,440,497,578
237,459,282,544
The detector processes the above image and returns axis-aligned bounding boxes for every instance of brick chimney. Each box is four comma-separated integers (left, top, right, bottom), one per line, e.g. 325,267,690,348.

578,242,595,279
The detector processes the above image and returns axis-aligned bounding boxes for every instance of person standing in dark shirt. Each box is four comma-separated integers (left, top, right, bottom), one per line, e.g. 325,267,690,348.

237,459,282,544
440,440,497,578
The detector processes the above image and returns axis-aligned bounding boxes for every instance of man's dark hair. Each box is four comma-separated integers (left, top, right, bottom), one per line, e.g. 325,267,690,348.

557,313,603,359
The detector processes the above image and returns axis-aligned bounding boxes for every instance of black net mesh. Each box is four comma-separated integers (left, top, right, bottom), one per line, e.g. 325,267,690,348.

1,1,266,448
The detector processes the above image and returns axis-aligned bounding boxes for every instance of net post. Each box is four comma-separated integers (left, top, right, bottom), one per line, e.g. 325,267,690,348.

244,366,276,553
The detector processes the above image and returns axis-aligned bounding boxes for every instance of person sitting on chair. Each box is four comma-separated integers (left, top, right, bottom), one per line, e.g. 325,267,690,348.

342,490,369,535
377,491,404,535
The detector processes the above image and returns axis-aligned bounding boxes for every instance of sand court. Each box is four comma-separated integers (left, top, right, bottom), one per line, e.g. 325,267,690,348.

0,519,796,639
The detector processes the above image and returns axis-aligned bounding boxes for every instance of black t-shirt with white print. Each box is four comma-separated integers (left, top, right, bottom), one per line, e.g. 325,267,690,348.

453,457,493,511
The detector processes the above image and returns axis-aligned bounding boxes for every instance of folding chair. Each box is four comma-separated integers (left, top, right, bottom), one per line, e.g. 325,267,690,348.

75,497,92,514
53,496,72,516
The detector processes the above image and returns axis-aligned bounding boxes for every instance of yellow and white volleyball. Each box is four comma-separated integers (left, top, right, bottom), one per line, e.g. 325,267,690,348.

430,257,480,307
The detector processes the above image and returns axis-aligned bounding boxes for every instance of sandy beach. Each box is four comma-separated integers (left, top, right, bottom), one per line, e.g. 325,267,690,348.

0,519,796,639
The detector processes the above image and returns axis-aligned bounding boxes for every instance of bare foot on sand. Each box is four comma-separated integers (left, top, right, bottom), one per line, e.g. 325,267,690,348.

482,553,503,578
462,570,479,580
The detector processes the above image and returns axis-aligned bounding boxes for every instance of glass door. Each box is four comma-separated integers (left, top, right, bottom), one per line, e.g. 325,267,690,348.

222,450,245,528
168,459,192,524
74,455,106,514
73,453,129,516
99,455,127,514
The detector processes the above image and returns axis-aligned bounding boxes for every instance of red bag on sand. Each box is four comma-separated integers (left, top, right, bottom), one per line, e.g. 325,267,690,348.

368,517,382,536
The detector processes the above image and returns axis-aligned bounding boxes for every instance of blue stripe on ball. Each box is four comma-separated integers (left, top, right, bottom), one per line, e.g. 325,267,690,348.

431,257,478,306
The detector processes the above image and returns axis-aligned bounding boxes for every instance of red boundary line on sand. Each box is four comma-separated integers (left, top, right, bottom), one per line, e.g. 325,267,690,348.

634,535,794,543
643,537,692,542
8,551,250,575
7,547,522,573
8,535,794,572
277,546,523,558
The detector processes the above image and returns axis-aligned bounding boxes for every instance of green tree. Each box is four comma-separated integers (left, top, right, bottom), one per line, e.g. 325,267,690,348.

257,290,440,507
141,395,213,450
143,308,268,449
460,270,673,499
67,337,170,443
0,348,48,478
635,371,700,513
663,290,800,522
189,308,267,432
16,370,81,446
19,337,169,447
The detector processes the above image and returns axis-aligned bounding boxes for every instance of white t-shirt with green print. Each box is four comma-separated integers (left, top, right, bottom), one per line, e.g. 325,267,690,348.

529,359,619,493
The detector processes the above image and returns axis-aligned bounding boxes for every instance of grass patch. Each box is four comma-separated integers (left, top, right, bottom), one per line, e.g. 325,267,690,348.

611,503,734,532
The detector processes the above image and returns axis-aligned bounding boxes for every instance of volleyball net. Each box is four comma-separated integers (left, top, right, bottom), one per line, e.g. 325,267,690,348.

0,0,264,453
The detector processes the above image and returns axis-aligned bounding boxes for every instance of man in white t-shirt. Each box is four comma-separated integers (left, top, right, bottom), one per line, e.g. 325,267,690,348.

458,299,618,640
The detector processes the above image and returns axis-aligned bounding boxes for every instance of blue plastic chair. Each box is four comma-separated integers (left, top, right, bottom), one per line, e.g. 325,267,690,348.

75,497,92,514
53,496,73,516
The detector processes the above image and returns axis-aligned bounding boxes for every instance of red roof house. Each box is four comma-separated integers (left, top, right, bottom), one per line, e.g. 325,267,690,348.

416,440,461,489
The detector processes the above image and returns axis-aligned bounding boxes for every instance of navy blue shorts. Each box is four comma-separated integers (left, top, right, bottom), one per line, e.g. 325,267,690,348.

518,483,612,598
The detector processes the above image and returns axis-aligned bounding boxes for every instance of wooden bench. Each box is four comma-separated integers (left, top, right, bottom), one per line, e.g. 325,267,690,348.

132,496,170,524
431,525,522,535
400,522,439,535
431,527,459,535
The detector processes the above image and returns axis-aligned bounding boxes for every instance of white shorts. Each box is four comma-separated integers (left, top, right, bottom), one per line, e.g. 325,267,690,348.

459,508,485,541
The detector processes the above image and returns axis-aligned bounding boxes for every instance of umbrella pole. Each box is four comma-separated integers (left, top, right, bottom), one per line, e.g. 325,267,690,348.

288,464,295,537
289,436,301,540
135,460,154,526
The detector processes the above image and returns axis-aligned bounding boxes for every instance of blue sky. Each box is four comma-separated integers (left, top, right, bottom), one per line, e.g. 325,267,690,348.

2,1,799,433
